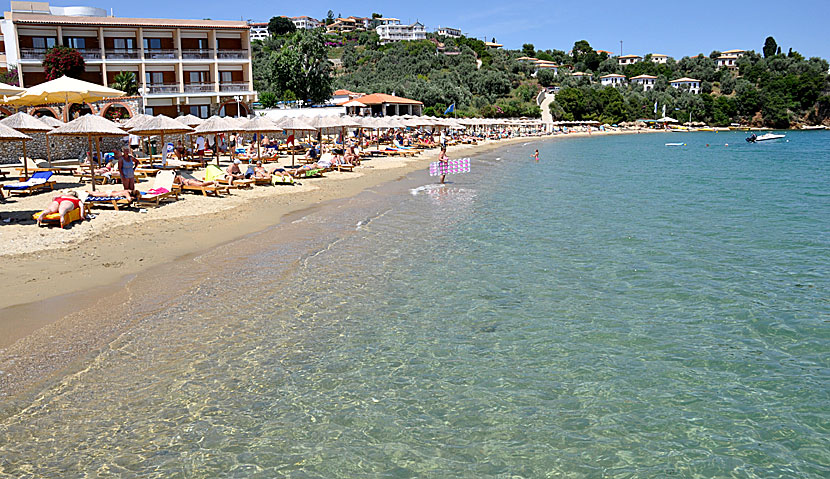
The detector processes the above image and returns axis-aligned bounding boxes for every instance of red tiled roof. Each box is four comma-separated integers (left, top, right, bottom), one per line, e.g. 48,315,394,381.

11,12,249,29
333,89,356,96
350,93,423,106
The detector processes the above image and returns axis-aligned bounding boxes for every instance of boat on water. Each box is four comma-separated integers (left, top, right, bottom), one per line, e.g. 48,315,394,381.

801,125,826,130
665,143,686,146
746,133,786,143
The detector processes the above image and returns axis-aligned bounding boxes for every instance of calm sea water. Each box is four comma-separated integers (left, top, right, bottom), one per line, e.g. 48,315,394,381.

0,131,828,478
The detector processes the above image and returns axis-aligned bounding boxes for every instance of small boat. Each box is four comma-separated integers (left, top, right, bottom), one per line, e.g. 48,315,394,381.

746,133,786,143
665,142,686,146
801,125,826,130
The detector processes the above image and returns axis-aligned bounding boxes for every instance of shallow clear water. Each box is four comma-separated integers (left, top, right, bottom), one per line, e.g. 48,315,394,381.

1,131,828,478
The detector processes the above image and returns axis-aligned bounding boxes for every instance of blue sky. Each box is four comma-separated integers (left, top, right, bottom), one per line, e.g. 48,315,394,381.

43,0,830,59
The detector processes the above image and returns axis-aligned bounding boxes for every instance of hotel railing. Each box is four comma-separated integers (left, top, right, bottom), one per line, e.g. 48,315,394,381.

19,48,47,59
219,82,249,92
184,83,215,93
216,50,247,59
106,49,141,59
77,49,102,60
144,49,178,60
145,84,180,94
181,49,213,60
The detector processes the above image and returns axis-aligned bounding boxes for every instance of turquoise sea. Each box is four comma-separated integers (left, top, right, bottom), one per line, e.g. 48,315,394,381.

0,131,828,478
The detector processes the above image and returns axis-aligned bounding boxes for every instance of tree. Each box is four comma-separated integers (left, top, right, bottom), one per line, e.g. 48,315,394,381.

42,46,85,81
111,71,138,95
268,16,296,36
258,91,279,108
522,43,536,58
271,29,333,105
371,12,382,18
763,36,777,58
0,66,19,87
326,10,334,25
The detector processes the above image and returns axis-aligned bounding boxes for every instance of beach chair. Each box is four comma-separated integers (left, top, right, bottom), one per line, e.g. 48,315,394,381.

205,164,254,189
13,158,76,176
137,170,178,207
331,157,356,172
32,206,84,228
81,191,132,211
2,171,56,196
176,171,229,197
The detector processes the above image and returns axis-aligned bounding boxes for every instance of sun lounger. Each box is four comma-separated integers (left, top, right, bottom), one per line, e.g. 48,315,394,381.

205,164,254,189
177,171,229,197
291,168,324,178
33,206,84,228
2,171,56,195
138,170,178,206
81,191,132,211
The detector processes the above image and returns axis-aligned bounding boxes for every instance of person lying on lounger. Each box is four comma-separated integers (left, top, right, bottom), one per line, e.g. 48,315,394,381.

174,175,214,187
86,189,140,202
344,145,360,165
38,191,84,228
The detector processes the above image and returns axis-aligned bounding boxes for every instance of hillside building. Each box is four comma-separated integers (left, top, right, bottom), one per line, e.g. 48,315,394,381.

630,74,657,91
670,77,701,94
600,73,626,87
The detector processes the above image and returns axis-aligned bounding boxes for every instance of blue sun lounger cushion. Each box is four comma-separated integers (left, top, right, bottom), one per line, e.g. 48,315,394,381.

3,171,53,190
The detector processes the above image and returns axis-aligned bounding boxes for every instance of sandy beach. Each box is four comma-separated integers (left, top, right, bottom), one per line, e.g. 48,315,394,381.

0,129,650,399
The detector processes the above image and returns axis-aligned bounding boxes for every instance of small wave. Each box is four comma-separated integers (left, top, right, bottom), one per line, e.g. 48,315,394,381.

410,184,445,196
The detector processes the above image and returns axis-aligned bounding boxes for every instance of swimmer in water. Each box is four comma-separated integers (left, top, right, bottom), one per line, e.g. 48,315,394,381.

532,149,539,162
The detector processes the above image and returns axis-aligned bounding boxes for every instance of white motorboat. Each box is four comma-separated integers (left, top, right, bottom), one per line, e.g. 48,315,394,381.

801,125,826,130
747,133,786,142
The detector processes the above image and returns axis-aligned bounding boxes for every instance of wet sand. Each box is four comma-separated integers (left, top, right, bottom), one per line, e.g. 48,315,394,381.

0,129,654,401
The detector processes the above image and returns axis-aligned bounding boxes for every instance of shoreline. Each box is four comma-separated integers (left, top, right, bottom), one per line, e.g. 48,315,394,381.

0,129,652,401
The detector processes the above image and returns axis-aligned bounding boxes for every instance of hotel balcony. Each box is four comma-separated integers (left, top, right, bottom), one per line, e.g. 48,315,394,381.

144,49,178,60
216,50,246,60
184,83,214,93
19,48,48,60
181,49,213,60
219,82,249,92
106,49,141,59
145,83,180,94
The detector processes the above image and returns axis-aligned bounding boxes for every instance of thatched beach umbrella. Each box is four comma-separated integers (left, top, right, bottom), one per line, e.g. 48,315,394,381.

5,76,125,122
273,116,316,167
175,114,204,127
0,123,32,179
240,116,282,163
48,114,127,191
128,115,194,164
0,112,52,174
36,115,64,127
122,113,152,130
194,115,234,165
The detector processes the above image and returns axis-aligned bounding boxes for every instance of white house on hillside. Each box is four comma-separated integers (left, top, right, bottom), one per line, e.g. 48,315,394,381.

249,22,269,41
436,26,462,38
721,49,746,57
618,54,642,66
600,73,626,87
376,18,426,43
716,54,740,70
670,77,701,94
630,74,657,91
650,54,669,64
290,16,322,30
571,71,592,81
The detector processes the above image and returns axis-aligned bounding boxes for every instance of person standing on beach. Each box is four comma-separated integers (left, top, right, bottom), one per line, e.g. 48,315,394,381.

440,129,447,149
438,146,450,184
119,146,137,191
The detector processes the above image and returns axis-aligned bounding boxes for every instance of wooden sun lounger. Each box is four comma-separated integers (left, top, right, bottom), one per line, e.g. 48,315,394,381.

173,183,229,197
83,194,132,211
2,171,56,196
137,170,179,207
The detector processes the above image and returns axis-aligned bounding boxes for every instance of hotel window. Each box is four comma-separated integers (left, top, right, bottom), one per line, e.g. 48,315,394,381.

63,37,86,49
32,37,57,50
220,71,233,83
145,72,164,85
189,105,209,118
195,38,208,50
188,71,209,83
113,38,135,49
143,38,162,50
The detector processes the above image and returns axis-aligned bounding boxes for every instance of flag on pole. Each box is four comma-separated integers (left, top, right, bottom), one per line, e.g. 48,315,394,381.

653,101,658,114
287,134,295,145
444,103,455,115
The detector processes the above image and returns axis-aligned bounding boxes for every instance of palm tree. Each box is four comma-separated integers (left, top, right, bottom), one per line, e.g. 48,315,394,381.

111,71,138,95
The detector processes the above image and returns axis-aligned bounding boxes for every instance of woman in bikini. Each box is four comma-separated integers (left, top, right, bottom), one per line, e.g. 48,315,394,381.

38,191,84,228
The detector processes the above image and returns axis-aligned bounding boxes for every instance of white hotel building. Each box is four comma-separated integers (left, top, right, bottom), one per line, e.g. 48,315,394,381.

0,1,256,118
375,18,426,44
